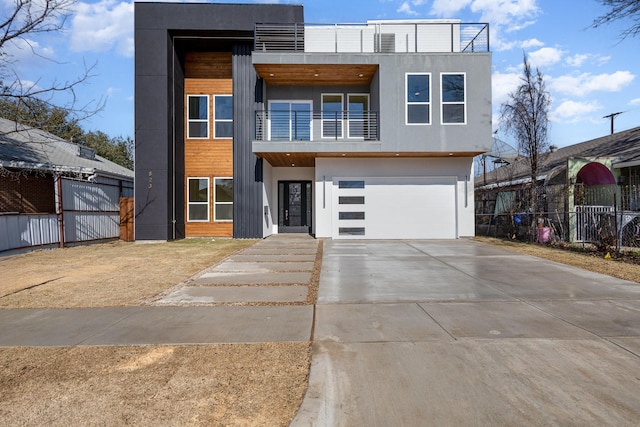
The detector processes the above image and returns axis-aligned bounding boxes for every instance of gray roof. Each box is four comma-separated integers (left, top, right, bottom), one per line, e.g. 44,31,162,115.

478,126,640,188
0,118,133,180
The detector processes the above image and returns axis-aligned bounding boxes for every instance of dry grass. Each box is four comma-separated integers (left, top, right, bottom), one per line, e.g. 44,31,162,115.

0,239,255,308
0,343,310,426
0,238,311,426
474,236,640,283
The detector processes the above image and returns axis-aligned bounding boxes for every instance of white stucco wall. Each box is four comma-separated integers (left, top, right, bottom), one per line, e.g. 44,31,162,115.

315,157,474,239
269,167,315,235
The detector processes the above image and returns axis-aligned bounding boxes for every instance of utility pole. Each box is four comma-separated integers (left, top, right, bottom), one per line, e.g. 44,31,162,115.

603,111,623,135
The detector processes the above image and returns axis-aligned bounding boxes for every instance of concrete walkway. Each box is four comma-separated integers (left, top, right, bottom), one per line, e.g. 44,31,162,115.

292,239,640,426
2,236,640,425
0,234,318,346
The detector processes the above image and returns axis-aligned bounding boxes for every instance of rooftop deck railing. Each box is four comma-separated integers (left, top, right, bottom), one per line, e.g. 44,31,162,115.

255,22,489,53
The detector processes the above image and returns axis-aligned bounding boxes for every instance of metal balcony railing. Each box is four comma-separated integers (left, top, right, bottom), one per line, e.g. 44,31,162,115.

255,110,379,142
255,22,489,53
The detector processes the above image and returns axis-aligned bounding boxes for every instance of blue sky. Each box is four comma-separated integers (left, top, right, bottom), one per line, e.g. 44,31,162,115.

4,0,639,151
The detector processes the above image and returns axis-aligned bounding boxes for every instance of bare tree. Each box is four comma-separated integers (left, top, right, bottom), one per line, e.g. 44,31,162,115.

592,0,640,39
0,0,103,135
500,53,551,227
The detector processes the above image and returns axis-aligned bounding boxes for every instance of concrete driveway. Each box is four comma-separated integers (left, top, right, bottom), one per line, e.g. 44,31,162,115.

292,239,640,426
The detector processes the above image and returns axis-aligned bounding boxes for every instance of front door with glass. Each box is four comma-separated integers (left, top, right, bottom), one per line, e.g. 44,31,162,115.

278,181,312,233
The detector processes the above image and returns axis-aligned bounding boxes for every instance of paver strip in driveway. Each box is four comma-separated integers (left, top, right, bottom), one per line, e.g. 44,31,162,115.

293,239,640,426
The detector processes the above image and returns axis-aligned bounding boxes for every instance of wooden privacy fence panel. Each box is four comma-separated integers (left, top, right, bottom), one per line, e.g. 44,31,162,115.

120,197,134,241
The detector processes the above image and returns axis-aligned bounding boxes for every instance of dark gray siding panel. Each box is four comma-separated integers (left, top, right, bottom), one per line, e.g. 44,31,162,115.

135,3,302,31
232,43,263,238
134,24,173,241
134,2,303,241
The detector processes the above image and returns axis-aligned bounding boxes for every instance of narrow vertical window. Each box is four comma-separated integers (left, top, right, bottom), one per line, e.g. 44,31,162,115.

441,73,466,124
187,95,209,138
406,73,430,124
322,94,343,138
214,95,233,138
187,177,209,221
214,178,233,221
347,94,369,138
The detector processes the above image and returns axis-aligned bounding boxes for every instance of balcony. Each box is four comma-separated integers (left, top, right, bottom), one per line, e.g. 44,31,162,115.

255,110,379,142
255,20,489,54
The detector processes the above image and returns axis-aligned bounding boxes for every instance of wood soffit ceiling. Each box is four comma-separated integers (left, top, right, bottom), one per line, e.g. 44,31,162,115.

257,152,482,168
254,64,378,86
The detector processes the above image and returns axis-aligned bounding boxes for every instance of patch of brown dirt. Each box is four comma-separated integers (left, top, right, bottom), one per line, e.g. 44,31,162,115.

0,343,310,426
474,236,640,283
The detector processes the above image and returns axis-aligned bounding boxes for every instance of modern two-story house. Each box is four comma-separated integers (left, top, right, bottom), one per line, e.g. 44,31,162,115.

134,2,492,241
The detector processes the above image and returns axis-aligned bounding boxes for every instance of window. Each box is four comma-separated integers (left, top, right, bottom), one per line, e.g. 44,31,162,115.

269,101,312,141
214,178,233,221
214,95,233,138
347,94,369,138
187,178,209,221
406,73,430,124
441,73,466,124
338,180,365,189
322,94,343,138
187,95,209,138
339,196,365,204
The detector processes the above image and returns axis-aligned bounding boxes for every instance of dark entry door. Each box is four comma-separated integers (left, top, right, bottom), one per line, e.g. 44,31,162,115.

279,181,312,233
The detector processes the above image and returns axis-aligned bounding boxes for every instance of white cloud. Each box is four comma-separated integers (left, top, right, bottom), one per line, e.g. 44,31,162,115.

397,0,430,15
397,1,418,15
521,38,544,49
471,0,540,31
528,47,564,67
430,0,472,16
629,98,640,106
551,100,602,123
4,38,54,63
565,54,589,67
565,53,611,67
492,71,521,106
69,0,134,57
549,71,636,97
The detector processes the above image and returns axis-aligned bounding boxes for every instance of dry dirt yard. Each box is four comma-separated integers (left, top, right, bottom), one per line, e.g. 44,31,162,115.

2,237,638,426
0,239,311,426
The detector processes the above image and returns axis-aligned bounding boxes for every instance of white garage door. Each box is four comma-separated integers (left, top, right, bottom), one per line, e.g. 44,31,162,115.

333,177,457,239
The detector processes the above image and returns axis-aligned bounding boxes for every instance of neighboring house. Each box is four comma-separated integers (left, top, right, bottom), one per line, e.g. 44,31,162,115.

0,117,134,252
134,2,492,241
475,126,640,244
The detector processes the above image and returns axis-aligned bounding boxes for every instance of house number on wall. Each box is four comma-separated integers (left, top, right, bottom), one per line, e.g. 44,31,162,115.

148,170,153,189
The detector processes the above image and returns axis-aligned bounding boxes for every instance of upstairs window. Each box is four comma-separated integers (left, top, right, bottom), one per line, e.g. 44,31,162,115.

187,95,209,139
214,95,233,138
322,94,343,138
441,73,466,124
406,73,430,125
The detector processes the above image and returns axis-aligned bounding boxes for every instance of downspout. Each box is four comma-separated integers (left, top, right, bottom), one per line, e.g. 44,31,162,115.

171,36,177,240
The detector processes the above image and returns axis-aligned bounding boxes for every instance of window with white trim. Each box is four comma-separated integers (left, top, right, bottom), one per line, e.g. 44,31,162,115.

406,73,430,125
214,95,233,138
187,95,209,138
214,178,233,221
441,73,466,124
187,177,209,222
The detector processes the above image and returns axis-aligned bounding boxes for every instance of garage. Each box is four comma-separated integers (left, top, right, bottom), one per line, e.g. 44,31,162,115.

332,176,458,239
